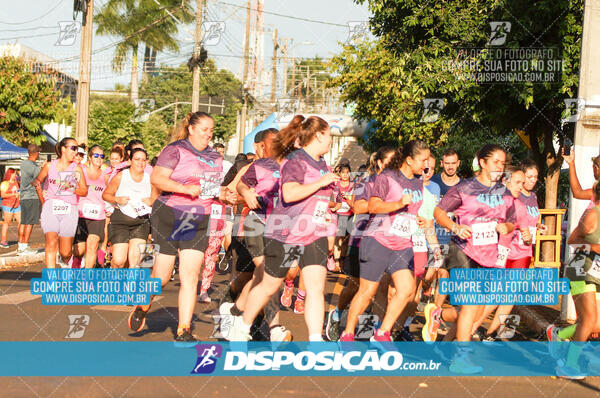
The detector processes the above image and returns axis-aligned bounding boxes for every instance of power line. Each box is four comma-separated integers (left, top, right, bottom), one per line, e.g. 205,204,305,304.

219,1,348,27
0,0,65,25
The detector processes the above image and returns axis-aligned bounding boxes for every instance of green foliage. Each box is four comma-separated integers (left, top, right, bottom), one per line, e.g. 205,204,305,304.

330,0,584,177
87,95,167,158
0,56,62,145
139,60,243,142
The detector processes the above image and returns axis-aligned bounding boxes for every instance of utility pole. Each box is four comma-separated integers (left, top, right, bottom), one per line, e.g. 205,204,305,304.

238,0,251,153
191,0,204,112
173,98,178,129
306,65,311,108
74,0,94,145
270,28,278,109
291,57,296,97
282,38,288,96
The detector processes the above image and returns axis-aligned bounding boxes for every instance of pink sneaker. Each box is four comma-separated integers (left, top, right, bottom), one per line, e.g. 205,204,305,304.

70,256,81,269
370,329,396,351
327,254,336,271
281,283,293,307
339,331,355,351
97,249,106,266
339,331,355,342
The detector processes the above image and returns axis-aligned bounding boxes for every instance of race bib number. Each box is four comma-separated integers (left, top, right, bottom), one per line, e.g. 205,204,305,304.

389,214,416,238
530,226,537,244
82,203,101,219
589,255,600,280
412,232,428,253
210,204,223,219
339,201,351,213
52,199,71,215
312,201,329,224
496,245,510,268
517,226,537,246
472,221,498,246
132,201,151,217
200,180,221,199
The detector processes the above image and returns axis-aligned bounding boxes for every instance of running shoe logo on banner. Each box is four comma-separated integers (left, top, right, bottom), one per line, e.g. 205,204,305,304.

356,314,379,339
191,344,222,374
65,315,89,338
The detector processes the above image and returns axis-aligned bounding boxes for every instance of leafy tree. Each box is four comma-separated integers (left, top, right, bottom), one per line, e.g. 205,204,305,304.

87,95,167,158
329,0,584,212
0,57,62,145
139,60,243,142
95,0,193,102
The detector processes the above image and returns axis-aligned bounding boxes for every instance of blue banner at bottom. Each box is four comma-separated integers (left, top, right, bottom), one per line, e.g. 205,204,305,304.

3,341,600,377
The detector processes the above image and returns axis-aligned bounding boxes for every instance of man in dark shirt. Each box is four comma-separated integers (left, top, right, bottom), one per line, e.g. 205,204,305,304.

430,148,462,246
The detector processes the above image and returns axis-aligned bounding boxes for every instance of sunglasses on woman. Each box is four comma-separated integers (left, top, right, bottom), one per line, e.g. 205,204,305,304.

76,152,85,157
67,145,78,152
91,153,105,159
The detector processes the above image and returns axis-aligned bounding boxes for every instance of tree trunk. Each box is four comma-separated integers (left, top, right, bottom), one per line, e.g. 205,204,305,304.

142,45,151,84
542,149,560,262
130,44,139,104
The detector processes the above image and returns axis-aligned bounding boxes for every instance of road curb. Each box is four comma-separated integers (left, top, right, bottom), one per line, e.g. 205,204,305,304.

0,252,44,269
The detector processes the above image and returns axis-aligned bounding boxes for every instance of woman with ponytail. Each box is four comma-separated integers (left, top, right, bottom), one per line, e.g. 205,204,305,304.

224,115,338,342
33,137,88,268
432,144,515,373
126,111,235,345
340,140,429,346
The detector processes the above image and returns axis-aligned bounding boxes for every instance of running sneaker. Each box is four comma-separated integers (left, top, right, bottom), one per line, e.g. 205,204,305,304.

128,305,149,332
0,241,8,249
97,249,106,266
326,254,336,271
225,316,251,342
481,334,497,343
555,360,585,380
339,331,355,351
546,324,563,359
422,303,441,343
17,247,36,256
174,328,198,347
293,298,305,314
269,325,293,342
471,326,483,341
326,309,341,341
370,329,396,351
281,283,294,307
449,353,483,374
198,292,211,303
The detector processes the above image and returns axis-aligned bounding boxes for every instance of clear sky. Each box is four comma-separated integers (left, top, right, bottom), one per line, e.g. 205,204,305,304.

0,0,371,92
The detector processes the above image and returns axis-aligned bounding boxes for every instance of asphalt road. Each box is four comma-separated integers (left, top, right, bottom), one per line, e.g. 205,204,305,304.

1,260,600,397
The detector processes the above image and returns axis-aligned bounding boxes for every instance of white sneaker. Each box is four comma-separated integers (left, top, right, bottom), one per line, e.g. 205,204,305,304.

225,315,251,342
199,292,211,303
18,247,37,256
270,325,293,342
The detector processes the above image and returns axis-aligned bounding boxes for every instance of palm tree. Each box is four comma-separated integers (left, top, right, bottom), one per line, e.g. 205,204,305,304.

95,0,193,103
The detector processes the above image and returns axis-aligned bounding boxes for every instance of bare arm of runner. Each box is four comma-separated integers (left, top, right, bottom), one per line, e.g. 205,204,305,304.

74,165,88,197
368,194,411,214
32,162,49,205
237,180,259,209
434,206,472,240
150,165,201,197
563,148,593,200
282,172,339,203
102,172,129,206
